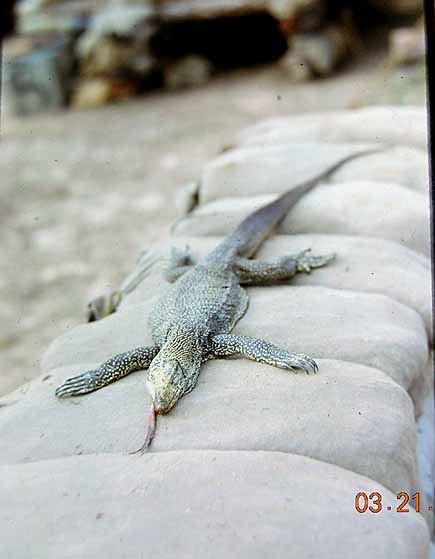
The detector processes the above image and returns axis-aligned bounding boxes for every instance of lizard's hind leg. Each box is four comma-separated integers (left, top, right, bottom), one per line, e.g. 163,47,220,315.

86,248,161,322
164,245,197,282
234,249,335,285
55,345,159,397
87,292,122,322
211,334,318,374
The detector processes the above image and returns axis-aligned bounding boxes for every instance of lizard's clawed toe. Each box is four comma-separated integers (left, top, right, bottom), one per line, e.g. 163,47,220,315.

283,353,318,375
311,253,336,268
296,249,336,274
55,372,96,398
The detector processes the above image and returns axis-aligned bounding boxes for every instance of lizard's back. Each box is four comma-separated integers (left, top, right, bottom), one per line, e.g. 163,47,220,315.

148,264,249,346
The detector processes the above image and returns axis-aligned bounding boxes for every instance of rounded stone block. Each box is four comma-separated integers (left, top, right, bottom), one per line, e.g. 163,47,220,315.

0,358,419,499
237,106,428,150
199,142,378,203
0,451,429,559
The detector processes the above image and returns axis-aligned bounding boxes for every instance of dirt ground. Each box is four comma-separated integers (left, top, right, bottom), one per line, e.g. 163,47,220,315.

0,47,426,396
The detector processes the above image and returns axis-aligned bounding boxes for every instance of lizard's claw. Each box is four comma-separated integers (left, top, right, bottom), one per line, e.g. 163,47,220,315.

55,371,97,398
87,291,122,322
276,352,319,375
296,249,336,274
295,353,319,374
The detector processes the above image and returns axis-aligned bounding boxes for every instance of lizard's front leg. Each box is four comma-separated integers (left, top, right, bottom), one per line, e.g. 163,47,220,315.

211,334,318,374
234,249,335,285
163,245,197,282
55,345,159,397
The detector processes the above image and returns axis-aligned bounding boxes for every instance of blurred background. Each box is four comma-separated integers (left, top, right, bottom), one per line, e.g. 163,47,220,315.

0,0,427,397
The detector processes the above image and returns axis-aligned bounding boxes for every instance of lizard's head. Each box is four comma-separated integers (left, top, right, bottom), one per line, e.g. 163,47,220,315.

146,329,203,414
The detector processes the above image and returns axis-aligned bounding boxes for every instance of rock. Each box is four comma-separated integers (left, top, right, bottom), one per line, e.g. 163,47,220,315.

389,24,426,66
0,452,429,559
279,50,313,81
84,2,155,38
368,0,423,17
72,77,137,109
0,360,424,504
80,36,134,76
175,181,200,215
121,235,432,338
16,0,92,35
163,55,213,90
157,0,324,23
79,36,154,78
72,78,110,108
237,106,428,150
2,35,35,58
329,146,429,193
3,35,74,116
288,24,348,77
199,142,379,202
269,0,326,26
196,139,430,203
75,2,158,83
16,0,56,11
0,357,420,499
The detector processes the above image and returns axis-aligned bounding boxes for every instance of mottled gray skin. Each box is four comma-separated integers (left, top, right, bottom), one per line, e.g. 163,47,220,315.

56,151,377,426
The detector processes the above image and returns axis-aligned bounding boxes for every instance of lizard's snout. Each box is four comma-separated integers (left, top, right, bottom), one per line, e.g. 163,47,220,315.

146,377,178,415
153,393,174,415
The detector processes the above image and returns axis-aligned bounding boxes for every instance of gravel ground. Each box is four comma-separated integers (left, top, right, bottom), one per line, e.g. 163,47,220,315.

0,48,426,396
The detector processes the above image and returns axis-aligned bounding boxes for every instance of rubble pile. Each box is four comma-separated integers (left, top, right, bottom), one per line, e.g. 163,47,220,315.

3,0,425,114
72,2,160,107
389,16,425,66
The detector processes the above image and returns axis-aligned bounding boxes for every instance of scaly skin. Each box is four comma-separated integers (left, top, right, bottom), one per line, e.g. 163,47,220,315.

56,150,379,450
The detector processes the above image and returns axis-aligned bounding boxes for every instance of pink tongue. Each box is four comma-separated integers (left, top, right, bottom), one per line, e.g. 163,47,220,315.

146,403,157,445
129,403,156,455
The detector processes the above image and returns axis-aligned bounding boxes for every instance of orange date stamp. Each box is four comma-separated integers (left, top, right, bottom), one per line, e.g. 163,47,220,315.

354,491,433,513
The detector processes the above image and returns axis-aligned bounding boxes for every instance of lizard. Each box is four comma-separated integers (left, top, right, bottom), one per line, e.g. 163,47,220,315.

55,149,378,452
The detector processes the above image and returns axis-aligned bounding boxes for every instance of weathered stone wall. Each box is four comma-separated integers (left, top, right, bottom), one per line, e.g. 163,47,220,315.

0,105,432,558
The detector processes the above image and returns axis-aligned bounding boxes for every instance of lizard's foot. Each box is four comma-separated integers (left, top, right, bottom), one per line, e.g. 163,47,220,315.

164,245,196,282
295,249,336,274
273,351,319,375
55,346,159,398
87,291,122,322
211,334,318,375
55,370,99,397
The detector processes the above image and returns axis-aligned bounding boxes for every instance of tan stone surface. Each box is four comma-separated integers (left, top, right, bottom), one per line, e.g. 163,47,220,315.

330,146,429,192
0,452,429,559
200,144,429,205
199,142,378,203
237,106,428,149
0,358,418,498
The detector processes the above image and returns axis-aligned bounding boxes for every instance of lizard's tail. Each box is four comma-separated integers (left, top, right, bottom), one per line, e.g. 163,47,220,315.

226,177,321,258
208,148,381,261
